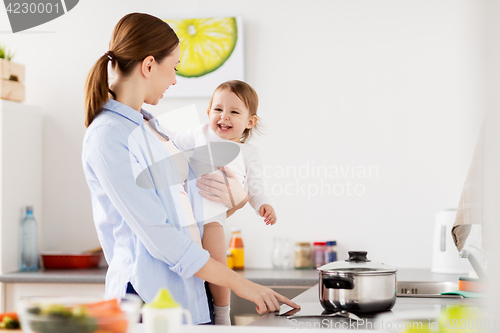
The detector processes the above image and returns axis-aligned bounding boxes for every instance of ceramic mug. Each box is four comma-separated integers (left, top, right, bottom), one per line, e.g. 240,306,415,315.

142,306,192,333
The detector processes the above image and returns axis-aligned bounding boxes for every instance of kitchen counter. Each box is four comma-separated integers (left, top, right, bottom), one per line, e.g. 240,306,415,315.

0,268,107,284
0,267,464,285
132,324,366,332
142,267,483,332
0,268,319,286
0,267,319,312
250,284,484,329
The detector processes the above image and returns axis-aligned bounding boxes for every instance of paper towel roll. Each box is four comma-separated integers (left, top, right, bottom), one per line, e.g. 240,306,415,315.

431,209,473,274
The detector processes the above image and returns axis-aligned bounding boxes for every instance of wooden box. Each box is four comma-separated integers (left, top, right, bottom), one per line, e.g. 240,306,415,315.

0,59,25,102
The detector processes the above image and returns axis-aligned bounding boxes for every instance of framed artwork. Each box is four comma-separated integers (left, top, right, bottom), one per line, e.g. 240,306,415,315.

163,16,244,98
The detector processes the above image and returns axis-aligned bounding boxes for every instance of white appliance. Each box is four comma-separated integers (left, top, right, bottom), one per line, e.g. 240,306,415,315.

431,209,473,274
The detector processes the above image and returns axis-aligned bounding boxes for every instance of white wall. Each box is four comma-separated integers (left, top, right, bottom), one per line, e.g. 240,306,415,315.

481,0,500,318
0,0,485,269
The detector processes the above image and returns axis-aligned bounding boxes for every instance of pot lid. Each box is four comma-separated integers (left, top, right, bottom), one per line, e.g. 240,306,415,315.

317,251,397,274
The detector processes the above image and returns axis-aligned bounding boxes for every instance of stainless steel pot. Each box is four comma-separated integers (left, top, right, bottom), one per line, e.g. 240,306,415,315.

317,251,397,313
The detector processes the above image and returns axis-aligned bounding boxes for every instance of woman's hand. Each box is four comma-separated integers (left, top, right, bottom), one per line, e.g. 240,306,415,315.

234,277,300,315
197,166,248,210
195,258,300,315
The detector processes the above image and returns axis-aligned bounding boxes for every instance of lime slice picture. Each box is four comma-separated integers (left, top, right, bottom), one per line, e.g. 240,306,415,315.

165,17,238,78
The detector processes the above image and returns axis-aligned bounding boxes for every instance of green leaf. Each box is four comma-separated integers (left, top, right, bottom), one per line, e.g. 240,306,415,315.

0,44,15,60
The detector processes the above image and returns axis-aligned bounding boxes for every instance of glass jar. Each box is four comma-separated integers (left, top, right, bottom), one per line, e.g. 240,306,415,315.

313,242,327,268
325,240,337,263
271,237,293,270
294,242,312,269
229,229,244,270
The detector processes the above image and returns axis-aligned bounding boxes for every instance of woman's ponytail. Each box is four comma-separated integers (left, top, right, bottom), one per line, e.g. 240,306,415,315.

83,13,179,128
84,54,111,128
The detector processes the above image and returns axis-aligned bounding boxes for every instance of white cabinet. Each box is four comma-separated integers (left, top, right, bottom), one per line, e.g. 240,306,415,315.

0,100,43,308
2,283,105,311
0,269,107,312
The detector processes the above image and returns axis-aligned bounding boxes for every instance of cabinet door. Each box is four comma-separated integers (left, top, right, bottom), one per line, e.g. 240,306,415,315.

1,283,105,312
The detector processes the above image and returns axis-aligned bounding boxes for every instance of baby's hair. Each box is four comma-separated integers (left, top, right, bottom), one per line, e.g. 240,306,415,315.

208,80,259,143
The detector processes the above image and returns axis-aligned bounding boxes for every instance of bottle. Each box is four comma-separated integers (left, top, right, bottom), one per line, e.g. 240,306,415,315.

313,242,327,268
226,250,234,270
325,241,337,263
19,206,38,271
229,229,244,270
294,242,312,269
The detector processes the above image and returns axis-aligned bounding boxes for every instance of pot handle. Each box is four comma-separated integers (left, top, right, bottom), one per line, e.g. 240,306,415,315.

346,251,370,262
323,276,354,289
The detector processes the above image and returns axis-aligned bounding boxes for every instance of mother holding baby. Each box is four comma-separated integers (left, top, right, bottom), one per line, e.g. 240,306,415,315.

81,12,298,325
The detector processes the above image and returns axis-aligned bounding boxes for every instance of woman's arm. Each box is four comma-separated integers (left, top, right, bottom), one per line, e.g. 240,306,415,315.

194,258,300,314
83,125,210,278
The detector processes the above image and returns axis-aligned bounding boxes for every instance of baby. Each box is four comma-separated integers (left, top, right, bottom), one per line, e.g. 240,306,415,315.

168,80,276,325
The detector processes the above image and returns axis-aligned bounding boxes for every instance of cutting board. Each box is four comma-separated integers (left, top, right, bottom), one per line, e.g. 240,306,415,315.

0,329,21,332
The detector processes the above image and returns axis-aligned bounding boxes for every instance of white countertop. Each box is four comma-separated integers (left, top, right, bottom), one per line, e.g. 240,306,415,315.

129,269,472,331
0,268,318,286
249,283,483,328
132,323,370,333
0,267,463,285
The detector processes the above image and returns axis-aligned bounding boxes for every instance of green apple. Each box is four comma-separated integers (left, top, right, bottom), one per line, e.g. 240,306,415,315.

438,305,484,333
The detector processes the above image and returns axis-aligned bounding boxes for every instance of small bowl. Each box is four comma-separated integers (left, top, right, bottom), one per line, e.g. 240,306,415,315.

17,294,142,333
41,253,102,269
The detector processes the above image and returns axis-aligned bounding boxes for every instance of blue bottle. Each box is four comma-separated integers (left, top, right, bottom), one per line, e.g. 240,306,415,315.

20,206,38,271
325,241,337,263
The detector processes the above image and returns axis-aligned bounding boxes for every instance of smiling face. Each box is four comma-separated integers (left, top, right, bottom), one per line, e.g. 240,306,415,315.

208,88,257,142
145,44,180,105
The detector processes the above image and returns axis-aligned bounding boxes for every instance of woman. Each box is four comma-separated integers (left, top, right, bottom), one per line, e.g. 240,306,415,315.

82,12,298,325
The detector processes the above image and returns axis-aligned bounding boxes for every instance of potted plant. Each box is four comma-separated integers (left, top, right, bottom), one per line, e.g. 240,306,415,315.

0,44,15,61
0,44,25,102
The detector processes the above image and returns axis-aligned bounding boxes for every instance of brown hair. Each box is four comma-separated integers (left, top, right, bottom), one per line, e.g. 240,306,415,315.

208,80,260,143
84,13,179,127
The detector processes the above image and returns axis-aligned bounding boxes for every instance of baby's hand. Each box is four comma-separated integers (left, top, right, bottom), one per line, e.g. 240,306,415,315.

259,204,277,225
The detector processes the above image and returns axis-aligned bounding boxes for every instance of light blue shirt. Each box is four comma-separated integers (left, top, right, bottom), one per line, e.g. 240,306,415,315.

82,99,211,324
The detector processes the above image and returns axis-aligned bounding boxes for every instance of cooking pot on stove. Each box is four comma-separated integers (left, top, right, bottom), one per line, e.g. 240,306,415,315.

317,251,397,313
